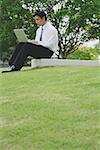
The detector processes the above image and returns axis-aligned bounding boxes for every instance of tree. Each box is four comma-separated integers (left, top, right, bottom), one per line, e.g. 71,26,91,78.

0,0,100,61
0,0,36,61
50,0,100,58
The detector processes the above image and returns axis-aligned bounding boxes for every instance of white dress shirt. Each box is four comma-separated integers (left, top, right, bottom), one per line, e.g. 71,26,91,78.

35,22,59,53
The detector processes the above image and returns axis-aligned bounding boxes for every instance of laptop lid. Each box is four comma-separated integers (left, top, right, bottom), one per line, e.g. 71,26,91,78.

14,29,28,42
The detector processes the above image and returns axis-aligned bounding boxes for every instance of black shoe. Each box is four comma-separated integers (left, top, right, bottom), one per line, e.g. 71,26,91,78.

1,65,19,73
2,70,17,73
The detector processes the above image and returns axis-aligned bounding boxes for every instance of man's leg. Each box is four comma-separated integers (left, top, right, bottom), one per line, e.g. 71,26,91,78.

9,42,25,66
12,42,53,70
2,42,53,72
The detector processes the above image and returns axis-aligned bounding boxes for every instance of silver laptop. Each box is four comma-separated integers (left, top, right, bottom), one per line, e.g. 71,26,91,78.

14,29,38,45
14,29,28,42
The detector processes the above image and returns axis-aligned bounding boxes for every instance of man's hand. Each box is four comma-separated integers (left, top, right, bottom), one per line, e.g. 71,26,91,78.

28,39,38,45
28,39,32,43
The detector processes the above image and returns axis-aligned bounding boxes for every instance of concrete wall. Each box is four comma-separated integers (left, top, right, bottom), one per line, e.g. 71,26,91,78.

31,59,100,68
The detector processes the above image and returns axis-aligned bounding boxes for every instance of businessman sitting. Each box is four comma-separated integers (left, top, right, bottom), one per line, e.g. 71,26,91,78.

2,11,58,73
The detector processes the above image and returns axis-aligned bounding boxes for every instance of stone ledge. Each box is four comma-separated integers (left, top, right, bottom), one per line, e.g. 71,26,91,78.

31,59,100,68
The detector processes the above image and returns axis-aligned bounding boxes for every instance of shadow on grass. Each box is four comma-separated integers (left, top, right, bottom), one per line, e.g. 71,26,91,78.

0,66,55,74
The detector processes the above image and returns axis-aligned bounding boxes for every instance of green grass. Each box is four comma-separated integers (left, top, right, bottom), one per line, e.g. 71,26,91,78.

0,66,100,150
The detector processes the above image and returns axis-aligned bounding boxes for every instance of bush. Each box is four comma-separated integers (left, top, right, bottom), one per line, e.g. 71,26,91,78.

67,48,99,60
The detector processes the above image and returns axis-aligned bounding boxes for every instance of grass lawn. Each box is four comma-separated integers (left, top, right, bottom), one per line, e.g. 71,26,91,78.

0,66,100,150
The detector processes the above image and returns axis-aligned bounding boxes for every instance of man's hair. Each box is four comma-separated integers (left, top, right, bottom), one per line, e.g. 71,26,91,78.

34,11,47,20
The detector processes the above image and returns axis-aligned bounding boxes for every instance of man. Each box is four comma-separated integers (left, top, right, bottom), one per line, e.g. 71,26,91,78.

2,11,58,73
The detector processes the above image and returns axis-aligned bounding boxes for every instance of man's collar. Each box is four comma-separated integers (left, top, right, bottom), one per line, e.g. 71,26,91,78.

41,22,49,29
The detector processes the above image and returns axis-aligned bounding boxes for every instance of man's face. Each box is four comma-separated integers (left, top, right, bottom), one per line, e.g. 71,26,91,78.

34,16,45,26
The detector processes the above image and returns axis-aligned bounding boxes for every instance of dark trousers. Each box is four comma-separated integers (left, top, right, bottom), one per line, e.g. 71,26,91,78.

9,42,53,70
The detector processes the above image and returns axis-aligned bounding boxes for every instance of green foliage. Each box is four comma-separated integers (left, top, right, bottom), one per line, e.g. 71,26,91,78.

0,0,100,61
67,48,99,60
0,0,36,61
